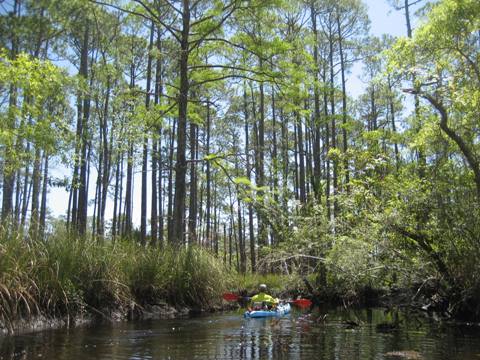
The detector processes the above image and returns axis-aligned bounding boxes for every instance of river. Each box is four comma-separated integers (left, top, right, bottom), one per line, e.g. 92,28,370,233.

1,307,480,359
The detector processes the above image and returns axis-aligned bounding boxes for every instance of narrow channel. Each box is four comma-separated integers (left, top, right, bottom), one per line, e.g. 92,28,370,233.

2,308,480,359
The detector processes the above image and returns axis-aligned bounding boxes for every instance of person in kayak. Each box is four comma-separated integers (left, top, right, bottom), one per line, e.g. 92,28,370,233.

250,284,279,310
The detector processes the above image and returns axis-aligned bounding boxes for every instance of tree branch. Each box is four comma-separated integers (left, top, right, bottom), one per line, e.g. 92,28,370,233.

454,45,480,84
191,73,279,88
189,1,239,51
160,0,183,17
391,224,454,286
129,0,182,43
404,88,480,200
188,64,276,79
196,37,274,65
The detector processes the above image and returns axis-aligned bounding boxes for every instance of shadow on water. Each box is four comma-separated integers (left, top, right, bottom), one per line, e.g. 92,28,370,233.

2,307,480,359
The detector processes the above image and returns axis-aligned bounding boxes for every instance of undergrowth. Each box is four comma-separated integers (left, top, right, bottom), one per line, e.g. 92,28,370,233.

0,230,232,333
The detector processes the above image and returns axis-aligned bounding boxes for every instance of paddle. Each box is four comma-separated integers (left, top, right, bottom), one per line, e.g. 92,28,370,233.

222,293,312,308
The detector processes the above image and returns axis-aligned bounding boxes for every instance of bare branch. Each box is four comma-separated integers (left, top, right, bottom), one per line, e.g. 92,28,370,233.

131,0,182,42
196,37,274,65
188,64,276,79
454,45,480,84
144,101,178,132
391,0,423,11
189,1,239,51
191,74,262,87
90,0,153,23
161,0,183,17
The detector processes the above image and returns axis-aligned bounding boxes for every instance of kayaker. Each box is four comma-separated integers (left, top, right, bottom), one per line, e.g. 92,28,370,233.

250,284,279,310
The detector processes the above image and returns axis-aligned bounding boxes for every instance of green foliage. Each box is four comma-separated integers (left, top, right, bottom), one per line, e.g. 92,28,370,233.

0,230,232,331
233,273,305,297
0,49,73,170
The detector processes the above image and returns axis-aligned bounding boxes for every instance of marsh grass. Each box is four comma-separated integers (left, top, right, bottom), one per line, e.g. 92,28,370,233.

0,230,231,333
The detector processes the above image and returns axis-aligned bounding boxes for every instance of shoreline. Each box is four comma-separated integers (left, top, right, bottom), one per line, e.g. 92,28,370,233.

0,302,236,336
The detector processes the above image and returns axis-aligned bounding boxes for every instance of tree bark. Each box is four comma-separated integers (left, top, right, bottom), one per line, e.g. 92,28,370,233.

337,15,349,190
151,27,163,247
112,154,121,241
171,0,191,246
205,100,212,248
141,22,155,246
1,0,20,225
328,24,338,217
29,148,41,239
419,93,480,202
76,24,91,236
244,83,256,271
297,112,306,204
310,2,322,201
188,121,198,244
39,153,49,239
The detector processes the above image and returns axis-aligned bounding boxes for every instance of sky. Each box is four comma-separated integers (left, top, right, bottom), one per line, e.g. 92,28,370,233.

46,0,418,227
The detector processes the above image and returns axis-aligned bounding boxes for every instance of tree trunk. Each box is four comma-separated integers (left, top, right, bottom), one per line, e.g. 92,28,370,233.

124,63,136,237
337,16,349,190
151,27,163,247
257,67,267,247
271,83,279,246
244,83,256,271
141,22,155,246
310,3,322,201
167,118,176,243
76,24,90,236
293,120,300,201
20,154,31,228
112,154,121,241
388,77,400,171
92,149,100,239
29,147,42,239
233,133,246,273
39,153,49,239
124,142,133,235
420,94,480,202
99,77,112,238
322,63,331,220
280,108,289,211
171,0,191,246
188,121,198,244
328,26,338,217
205,100,212,248
297,112,306,204
1,0,20,225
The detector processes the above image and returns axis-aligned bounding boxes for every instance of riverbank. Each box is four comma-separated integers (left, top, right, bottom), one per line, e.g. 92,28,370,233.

2,231,478,336
1,301,227,336
233,275,480,324
0,231,232,335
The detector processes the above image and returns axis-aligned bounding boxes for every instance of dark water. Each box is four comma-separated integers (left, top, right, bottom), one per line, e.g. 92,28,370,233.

1,308,480,359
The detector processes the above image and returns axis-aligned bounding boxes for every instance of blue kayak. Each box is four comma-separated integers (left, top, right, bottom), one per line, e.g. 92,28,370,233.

244,303,291,318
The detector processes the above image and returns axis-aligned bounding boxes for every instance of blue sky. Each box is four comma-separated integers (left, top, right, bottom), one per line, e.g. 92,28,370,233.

46,0,418,226
348,0,410,98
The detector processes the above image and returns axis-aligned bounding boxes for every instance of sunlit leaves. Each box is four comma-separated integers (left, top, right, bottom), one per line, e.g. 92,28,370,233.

0,50,73,160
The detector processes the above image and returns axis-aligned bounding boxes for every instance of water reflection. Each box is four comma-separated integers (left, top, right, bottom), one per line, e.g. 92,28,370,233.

1,308,480,359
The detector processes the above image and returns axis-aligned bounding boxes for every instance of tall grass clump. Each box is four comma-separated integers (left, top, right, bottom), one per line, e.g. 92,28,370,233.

165,246,231,307
120,243,232,308
0,229,232,333
0,231,41,333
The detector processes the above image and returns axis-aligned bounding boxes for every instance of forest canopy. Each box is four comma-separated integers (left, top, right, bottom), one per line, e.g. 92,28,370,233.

1,0,479,318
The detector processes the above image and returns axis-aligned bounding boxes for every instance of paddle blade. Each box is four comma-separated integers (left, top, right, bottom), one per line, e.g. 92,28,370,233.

291,299,312,308
222,293,239,302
